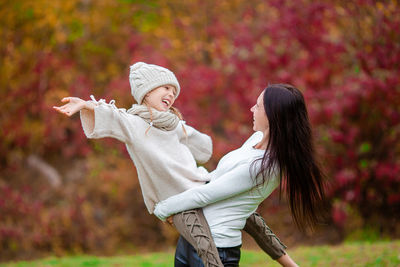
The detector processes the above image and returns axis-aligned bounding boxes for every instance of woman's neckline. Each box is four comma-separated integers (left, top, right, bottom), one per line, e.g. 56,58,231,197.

252,143,266,151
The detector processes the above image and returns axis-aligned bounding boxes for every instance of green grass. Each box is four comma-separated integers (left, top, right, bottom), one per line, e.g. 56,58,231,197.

1,241,399,267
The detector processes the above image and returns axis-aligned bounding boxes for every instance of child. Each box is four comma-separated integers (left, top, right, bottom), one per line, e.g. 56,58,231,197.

54,62,289,267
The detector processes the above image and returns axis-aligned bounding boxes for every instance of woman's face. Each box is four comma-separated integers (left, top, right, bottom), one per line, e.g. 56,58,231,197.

250,91,269,133
143,85,177,111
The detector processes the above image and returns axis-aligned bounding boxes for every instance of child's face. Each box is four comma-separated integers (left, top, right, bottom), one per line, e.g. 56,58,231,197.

143,85,177,111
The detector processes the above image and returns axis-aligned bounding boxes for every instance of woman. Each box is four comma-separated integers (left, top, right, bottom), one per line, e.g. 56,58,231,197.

154,84,326,266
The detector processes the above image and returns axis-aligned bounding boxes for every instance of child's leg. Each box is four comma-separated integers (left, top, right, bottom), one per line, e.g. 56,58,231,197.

243,212,287,260
173,209,223,267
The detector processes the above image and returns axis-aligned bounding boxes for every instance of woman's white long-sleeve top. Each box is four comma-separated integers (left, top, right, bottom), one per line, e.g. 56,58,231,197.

154,131,280,248
79,99,212,213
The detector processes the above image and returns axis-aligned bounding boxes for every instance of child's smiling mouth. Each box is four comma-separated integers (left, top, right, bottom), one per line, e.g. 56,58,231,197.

161,97,173,109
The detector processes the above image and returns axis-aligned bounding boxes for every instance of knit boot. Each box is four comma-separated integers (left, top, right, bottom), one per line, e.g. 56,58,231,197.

173,209,223,267
243,212,287,260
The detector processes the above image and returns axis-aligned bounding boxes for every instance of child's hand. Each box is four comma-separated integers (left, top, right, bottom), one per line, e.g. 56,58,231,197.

167,216,174,225
53,97,87,117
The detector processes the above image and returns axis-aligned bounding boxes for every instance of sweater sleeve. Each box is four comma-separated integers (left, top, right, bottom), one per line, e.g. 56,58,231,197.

154,163,261,221
179,122,213,164
80,97,135,144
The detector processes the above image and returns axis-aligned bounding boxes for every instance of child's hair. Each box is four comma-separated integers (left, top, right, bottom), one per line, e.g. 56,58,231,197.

170,106,184,120
170,106,187,139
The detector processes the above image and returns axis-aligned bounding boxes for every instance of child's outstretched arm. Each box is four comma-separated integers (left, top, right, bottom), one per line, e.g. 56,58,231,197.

53,97,97,132
54,96,136,143
53,97,96,116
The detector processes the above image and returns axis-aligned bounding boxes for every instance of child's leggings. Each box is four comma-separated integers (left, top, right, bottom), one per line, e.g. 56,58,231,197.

173,209,287,267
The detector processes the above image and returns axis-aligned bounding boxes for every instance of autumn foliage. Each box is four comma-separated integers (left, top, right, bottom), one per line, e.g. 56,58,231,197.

0,0,399,260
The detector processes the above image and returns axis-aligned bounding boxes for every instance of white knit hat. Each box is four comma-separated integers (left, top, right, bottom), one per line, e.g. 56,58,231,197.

129,62,181,104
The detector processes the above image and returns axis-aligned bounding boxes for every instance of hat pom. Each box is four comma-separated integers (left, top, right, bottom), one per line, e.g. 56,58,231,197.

130,62,146,72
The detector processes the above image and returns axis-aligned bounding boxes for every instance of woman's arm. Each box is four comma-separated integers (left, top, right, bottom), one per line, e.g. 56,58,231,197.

154,163,267,221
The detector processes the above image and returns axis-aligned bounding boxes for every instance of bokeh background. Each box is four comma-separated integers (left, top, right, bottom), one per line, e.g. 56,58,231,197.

1,0,399,262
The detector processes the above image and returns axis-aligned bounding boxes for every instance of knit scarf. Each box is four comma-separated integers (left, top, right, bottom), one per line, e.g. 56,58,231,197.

127,104,180,131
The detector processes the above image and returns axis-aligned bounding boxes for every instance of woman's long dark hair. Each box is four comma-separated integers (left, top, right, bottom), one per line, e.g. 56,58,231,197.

255,84,326,231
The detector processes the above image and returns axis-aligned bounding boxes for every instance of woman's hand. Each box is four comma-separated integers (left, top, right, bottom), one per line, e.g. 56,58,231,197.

53,97,94,116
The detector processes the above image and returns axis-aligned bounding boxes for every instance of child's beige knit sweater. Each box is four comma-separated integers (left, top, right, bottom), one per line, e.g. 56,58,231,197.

80,100,212,213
